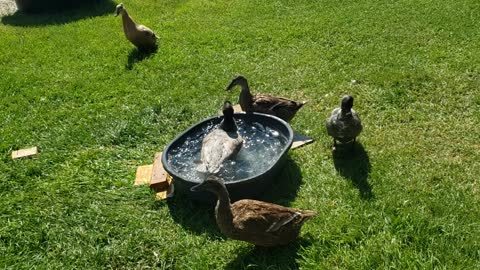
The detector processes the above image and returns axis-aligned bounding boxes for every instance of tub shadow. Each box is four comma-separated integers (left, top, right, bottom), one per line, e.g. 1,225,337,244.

2,0,116,27
260,157,303,206
165,156,303,236
126,47,157,70
332,143,373,199
224,237,313,270
165,193,225,238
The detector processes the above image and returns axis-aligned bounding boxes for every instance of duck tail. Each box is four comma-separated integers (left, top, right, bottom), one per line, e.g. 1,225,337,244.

298,100,308,108
301,210,317,218
195,163,208,173
298,211,316,225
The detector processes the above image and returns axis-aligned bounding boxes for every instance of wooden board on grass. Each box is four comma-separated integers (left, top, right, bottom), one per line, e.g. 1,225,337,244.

12,147,38,159
134,152,174,200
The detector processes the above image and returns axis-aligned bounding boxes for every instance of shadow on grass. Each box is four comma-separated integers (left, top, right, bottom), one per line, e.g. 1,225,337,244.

1,0,116,27
126,47,157,70
333,143,373,199
166,157,303,236
165,192,225,238
224,237,313,270
260,157,303,206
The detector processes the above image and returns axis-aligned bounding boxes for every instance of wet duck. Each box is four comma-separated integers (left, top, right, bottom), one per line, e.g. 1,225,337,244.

326,95,363,149
225,76,307,122
115,3,158,51
191,175,317,247
198,101,243,174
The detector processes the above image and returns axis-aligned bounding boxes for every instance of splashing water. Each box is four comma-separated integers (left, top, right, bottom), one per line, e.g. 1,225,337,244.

167,119,288,183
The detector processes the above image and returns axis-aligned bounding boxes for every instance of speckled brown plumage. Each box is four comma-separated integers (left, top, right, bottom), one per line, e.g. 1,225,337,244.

225,76,306,122
191,176,316,247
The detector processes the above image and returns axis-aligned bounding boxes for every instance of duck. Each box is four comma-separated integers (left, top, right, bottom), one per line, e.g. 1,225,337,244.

114,3,158,51
191,175,316,247
326,95,363,149
197,101,244,175
225,76,307,122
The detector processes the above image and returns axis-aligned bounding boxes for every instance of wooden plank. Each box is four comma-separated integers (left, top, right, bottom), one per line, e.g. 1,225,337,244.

292,132,315,149
155,175,174,200
150,152,169,192
134,164,153,186
134,152,174,200
11,147,38,159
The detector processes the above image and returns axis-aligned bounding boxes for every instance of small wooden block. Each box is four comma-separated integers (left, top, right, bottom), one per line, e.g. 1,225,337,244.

134,164,153,186
134,151,174,200
11,147,38,159
150,152,169,192
292,132,315,149
155,175,174,200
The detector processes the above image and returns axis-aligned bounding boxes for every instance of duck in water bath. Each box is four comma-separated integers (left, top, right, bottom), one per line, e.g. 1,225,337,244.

197,101,244,175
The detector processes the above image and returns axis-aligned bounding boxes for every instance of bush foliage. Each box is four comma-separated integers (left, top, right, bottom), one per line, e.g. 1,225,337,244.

15,0,104,13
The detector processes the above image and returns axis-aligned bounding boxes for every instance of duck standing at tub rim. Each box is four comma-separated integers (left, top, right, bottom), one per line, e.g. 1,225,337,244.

225,75,307,122
191,175,317,247
197,101,243,175
326,95,363,149
114,3,158,51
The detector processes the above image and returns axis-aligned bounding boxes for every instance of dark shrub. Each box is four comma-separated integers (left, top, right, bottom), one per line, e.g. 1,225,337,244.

15,0,103,13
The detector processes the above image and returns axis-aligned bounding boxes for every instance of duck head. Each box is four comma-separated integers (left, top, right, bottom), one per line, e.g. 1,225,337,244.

220,101,237,132
190,175,226,195
341,95,354,112
114,3,125,17
225,75,248,91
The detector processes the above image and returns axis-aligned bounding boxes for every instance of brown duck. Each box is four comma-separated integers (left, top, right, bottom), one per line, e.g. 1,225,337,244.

191,175,316,247
115,3,158,51
197,101,243,174
225,76,307,122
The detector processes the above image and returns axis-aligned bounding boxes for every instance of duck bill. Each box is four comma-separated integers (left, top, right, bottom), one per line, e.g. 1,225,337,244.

114,10,120,16
225,81,236,91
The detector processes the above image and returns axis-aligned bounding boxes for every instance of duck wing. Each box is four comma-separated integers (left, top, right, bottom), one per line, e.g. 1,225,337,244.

348,111,363,137
326,108,342,137
231,199,316,233
252,94,305,121
252,94,298,110
137,24,154,33
326,109,362,141
136,25,157,41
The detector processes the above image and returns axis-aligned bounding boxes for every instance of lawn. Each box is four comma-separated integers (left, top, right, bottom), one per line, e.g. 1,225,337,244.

1,0,479,269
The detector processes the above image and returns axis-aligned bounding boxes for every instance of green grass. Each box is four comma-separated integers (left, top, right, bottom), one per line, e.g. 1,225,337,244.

1,0,479,268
